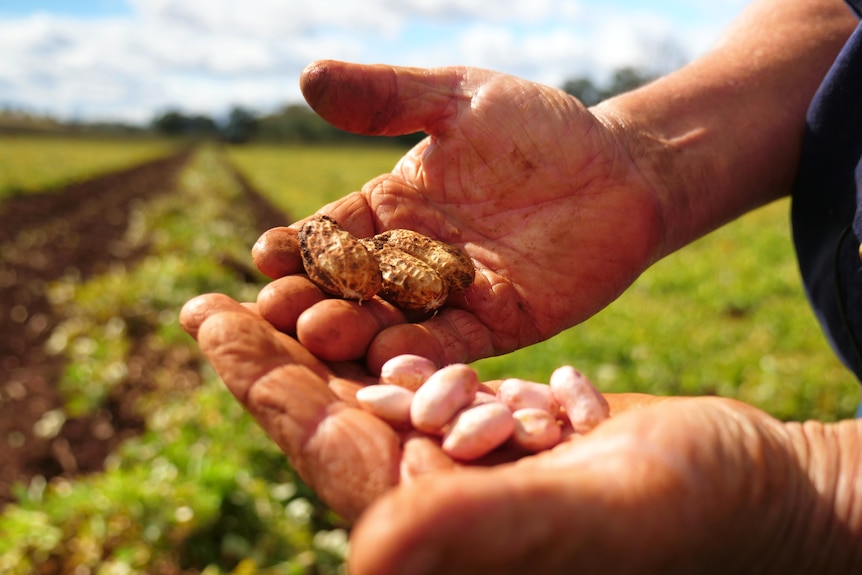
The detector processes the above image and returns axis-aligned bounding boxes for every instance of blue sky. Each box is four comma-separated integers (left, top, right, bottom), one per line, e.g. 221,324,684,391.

0,1,129,17
1,0,749,124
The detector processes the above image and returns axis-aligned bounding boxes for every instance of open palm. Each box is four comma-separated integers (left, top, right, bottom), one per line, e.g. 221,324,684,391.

180,294,835,575
296,60,665,367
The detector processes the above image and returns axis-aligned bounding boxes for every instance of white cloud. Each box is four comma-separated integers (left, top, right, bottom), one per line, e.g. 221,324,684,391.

0,0,744,124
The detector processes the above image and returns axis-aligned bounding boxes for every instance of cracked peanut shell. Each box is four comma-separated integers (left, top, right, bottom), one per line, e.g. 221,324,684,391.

372,244,448,312
371,229,474,292
299,215,381,301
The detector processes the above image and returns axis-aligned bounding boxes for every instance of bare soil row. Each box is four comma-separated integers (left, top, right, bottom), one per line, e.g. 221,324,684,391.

0,148,284,506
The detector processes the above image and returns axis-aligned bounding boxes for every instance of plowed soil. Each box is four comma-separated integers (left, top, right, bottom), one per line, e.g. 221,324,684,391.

0,149,284,506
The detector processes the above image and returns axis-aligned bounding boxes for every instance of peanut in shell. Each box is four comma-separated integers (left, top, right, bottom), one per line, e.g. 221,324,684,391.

371,229,475,292
298,215,382,301
372,244,448,312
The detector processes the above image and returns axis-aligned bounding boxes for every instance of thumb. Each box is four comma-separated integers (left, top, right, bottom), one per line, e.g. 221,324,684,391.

300,59,474,136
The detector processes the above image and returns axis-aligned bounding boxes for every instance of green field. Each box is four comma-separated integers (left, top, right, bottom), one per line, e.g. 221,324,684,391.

0,134,177,199
2,137,859,573
227,144,405,221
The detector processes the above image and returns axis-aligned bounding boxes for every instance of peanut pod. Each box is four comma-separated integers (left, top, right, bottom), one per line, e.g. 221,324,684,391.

371,229,475,292
298,215,382,301
370,244,449,312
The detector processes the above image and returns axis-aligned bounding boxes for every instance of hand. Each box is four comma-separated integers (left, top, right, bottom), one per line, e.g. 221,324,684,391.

180,293,855,575
286,60,667,368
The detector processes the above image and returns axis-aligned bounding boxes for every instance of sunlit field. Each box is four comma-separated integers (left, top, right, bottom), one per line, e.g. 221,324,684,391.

2,138,858,574
0,135,177,199
227,143,406,222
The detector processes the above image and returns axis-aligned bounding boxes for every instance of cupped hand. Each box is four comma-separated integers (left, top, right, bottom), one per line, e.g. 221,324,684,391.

180,292,839,575
284,60,667,368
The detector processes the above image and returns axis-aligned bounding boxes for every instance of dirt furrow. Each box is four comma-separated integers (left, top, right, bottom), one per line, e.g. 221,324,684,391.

0,150,194,505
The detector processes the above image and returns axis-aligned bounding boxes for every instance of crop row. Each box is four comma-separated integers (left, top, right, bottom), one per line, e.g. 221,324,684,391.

0,135,176,201
1,147,347,574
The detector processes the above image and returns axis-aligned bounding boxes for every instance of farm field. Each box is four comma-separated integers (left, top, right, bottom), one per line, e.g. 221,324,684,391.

1,137,859,573
0,134,178,200
0,140,344,573
227,143,405,222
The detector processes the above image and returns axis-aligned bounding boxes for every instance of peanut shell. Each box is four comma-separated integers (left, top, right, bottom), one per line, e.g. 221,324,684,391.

372,244,448,312
299,215,381,301
372,229,475,292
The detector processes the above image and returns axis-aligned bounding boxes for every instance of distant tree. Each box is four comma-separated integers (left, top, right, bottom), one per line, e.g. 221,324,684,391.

561,77,603,107
223,106,258,144
606,66,657,96
562,65,660,105
151,110,187,135
151,109,218,138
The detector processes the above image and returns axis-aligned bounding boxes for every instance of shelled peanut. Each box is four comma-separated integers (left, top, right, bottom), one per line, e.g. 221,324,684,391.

356,354,610,461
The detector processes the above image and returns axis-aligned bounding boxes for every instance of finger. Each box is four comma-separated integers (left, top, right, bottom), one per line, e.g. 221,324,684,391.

348,399,749,575
252,226,304,279
366,308,499,373
400,432,458,484
349,466,640,575
256,275,328,335
604,392,676,416
300,60,483,137
197,311,400,522
179,293,258,339
297,296,406,362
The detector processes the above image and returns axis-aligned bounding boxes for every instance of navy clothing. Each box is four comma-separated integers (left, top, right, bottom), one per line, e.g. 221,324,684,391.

791,0,862,382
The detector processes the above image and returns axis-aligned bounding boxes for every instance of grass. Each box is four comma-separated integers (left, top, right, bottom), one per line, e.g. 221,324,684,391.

226,143,407,221
4,138,859,573
0,134,176,200
2,146,344,573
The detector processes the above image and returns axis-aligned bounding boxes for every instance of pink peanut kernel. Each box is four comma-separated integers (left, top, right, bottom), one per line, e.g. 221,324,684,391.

379,353,438,391
512,408,562,452
410,363,479,434
549,366,610,434
355,384,415,427
497,378,560,416
442,402,515,460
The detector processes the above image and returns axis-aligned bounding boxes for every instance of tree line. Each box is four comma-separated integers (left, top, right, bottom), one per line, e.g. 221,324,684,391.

150,65,661,145
0,65,664,142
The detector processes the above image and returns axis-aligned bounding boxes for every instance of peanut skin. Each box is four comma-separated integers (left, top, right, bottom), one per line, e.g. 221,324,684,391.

497,378,560,416
550,366,610,434
379,354,438,391
442,402,515,460
410,363,479,434
512,408,562,453
355,384,415,428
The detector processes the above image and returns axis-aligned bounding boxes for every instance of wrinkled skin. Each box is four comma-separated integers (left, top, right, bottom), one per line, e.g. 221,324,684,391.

181,4,862,569
181,293,860,575
292,60,665,370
